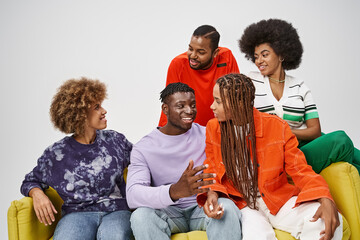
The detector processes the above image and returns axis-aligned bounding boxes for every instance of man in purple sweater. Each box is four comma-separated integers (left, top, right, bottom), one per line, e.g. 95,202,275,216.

126,83,242,240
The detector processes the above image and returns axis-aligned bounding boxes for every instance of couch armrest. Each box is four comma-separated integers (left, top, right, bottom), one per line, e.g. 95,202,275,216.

8,187,63,240
320,162,360,240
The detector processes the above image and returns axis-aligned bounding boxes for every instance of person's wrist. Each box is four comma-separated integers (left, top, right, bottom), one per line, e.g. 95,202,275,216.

208,190,218,198
169,184,180,201
29,187,43,198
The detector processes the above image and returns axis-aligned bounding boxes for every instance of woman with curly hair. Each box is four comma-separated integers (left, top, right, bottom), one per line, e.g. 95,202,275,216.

20,78,133,240
239,18,360,174
198,73,342,240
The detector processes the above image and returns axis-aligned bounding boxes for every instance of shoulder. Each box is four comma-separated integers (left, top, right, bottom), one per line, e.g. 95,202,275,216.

98,129,125,139
247,71,264,83
170,52,188,65
217,47,236,60
39,136,71,162
206,118,220,132
97,129,127,143
46,136,71,152
286,74,305,86
190,123,206,136
133,129,158,148
97,130,132,149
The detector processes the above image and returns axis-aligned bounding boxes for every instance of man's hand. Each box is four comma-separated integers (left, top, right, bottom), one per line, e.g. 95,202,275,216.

203,190,224,219
169,160,215,201
29,188,58,226
311,198,340,240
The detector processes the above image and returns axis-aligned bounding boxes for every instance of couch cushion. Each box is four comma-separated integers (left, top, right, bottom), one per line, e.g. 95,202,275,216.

7,188,63,240
171,231,207,240
320,162,360,240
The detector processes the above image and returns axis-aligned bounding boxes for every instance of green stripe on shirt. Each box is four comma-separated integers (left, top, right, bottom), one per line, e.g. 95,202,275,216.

305,112,319,121
283,114,303,122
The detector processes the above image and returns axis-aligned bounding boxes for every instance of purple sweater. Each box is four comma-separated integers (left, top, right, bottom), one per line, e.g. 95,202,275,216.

126,123,206,209
21,130,132,215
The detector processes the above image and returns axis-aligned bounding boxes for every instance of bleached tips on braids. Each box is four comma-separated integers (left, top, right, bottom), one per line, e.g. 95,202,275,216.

216,73,259,209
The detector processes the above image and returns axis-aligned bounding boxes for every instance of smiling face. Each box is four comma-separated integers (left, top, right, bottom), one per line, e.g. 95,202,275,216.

187,36,219,70
210,83,228,122
162,92,197,135
254,43,283,79
86,102,107,131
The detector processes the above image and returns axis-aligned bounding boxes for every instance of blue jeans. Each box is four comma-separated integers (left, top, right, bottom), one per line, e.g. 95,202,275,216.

130,198,242,240
53,210,133,240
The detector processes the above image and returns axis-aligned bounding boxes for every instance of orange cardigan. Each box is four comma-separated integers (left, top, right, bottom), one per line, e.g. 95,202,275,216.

197,108,333,215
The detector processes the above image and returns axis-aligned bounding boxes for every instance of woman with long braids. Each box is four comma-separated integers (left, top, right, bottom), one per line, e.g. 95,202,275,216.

239,18,360,174
197,73,342,240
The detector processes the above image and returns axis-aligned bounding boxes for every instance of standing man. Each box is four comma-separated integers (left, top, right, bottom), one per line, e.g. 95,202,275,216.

159,25,240,127
127,83,242,240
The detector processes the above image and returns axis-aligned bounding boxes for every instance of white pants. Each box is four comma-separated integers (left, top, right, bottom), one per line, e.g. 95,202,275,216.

240,196,343,240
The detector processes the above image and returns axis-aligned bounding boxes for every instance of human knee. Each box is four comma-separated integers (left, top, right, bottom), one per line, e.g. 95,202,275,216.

217,198,241,220
330,131,353,148
130,207,155,227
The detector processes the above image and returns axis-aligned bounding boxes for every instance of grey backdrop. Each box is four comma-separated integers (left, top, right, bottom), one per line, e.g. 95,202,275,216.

1,0,359,238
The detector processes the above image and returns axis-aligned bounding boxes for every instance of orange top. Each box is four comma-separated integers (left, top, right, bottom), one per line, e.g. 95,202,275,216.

197,108,333,215
159,47,240,127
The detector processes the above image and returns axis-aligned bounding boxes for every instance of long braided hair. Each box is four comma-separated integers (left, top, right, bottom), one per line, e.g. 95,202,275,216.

217,73,258,209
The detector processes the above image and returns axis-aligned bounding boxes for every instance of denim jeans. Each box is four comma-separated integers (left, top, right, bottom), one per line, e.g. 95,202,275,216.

53,210,133,240
130,198,242,240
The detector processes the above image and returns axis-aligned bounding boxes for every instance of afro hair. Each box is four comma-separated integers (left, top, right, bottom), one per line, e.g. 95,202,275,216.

239,19,303,70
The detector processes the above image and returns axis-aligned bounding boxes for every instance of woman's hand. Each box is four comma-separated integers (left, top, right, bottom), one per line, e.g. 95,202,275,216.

29,188,58,226
203,190,224,219
311,198,340,240
291,118,321,141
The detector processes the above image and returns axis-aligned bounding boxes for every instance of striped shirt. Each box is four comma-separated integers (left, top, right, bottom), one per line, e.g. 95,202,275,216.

248,71,319,130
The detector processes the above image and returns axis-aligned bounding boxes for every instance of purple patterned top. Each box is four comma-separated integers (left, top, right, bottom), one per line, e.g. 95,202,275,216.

21,130,132,215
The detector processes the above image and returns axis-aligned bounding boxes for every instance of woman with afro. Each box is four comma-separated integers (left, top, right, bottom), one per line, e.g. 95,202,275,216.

239,18,360,174
20,78,133,240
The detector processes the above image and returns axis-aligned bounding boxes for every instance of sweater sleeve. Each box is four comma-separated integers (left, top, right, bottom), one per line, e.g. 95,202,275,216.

20,148,51,196
282,122,333,205
126,146,175,209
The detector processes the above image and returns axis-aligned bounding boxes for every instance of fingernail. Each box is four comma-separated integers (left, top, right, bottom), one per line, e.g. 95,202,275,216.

217,210,222,215
220,203,223,208
213,173,216,177
213,180,216,183
209,204,214,211
205,164,209,168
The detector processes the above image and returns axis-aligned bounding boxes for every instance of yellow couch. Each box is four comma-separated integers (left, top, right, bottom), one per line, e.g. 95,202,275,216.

8,162,359,240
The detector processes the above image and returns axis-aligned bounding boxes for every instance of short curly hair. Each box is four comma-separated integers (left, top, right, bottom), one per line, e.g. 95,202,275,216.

239,19,303,70
50,77,107,136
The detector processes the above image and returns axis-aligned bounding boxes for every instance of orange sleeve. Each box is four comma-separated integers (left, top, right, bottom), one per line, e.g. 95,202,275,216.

197,121,230,206
282,123,333,205
158,59,182,127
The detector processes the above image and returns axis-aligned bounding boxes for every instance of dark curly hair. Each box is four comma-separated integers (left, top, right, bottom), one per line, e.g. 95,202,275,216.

239,19,303,70
160,82,195,104
50,77,107,136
